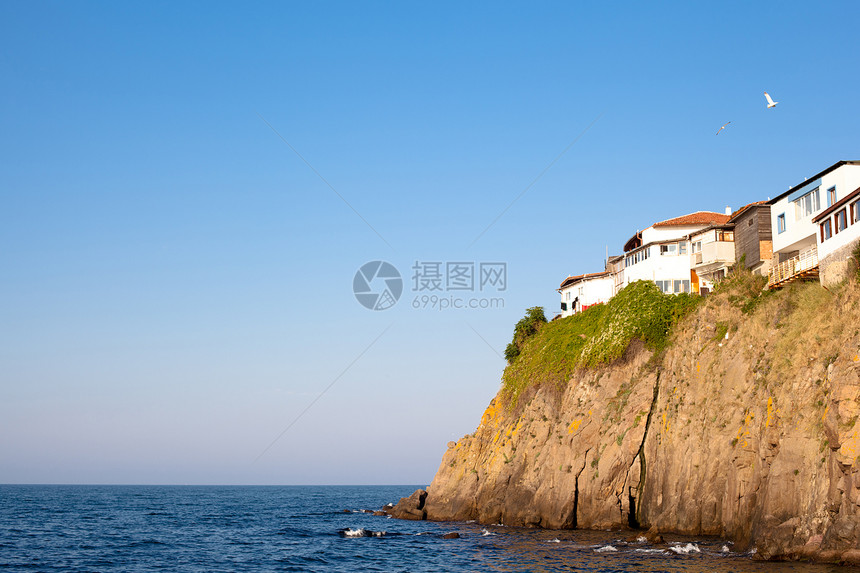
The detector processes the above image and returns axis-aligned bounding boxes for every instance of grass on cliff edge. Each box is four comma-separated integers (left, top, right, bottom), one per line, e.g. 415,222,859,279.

501,280,699,410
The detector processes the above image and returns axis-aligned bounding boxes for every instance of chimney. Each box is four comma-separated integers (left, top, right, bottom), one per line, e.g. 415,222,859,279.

725,206,731,216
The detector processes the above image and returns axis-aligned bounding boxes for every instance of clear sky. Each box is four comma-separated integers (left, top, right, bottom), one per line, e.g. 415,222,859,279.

2,1,859,485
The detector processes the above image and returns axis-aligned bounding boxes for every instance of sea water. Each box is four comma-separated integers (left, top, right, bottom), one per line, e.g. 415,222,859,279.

0,484,854,572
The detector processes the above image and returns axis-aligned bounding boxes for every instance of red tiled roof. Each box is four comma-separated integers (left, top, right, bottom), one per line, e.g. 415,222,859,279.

653,211,731,228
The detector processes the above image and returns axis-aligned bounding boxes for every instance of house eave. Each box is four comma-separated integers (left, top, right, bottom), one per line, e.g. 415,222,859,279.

768,161,860,206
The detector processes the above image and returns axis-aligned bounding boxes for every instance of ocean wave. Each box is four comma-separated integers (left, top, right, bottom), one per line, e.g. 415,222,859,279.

338,527,404,538
668,543,701,554
594,545,618,553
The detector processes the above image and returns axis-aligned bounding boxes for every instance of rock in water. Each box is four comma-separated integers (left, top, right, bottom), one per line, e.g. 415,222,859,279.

389,489,427,520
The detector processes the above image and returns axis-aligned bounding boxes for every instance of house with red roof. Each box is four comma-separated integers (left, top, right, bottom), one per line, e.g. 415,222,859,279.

623,210,731,294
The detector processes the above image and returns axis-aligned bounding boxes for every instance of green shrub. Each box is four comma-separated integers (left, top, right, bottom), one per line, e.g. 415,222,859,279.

504,306,547,363
500,281,701,409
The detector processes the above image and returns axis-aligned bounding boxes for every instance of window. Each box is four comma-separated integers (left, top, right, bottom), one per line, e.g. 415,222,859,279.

794,188,820,220
692,241,702,253
714,269,726,282
777,213,786,234
828,187,837,207
671,279,691,294
655,280,669,293
566,292,570,301
679,242,688,255
820,219,832,241
835,209,848,233
852,200,860,224
717,230,734,241
660,243,677,256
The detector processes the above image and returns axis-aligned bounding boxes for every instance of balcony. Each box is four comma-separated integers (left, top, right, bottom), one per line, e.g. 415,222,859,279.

766,249,819,290
690,241,735,270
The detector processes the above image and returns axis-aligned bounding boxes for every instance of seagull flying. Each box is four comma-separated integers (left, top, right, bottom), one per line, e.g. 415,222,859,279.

716,121,731,135
764,91,778,108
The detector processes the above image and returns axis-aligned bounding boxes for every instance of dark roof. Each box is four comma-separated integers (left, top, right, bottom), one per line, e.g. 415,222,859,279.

653,211,731,228
812,186,860,223
558,271,611,291
727,201,768,223
767,161,860,205
623,232,642,252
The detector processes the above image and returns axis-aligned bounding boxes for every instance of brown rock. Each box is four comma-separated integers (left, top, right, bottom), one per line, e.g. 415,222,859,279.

414,281,860,561
644,527,663,544
389,489,428,521
441,532,460,539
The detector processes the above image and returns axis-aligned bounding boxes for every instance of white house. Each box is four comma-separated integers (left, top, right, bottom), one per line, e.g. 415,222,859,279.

686,222,735,293
558,271,613,318
813,184,860,286
767,160,860,289
623,211,731,294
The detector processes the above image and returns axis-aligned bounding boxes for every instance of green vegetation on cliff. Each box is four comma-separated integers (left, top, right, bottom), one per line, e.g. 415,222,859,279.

504,306,548,363
502,281,700,409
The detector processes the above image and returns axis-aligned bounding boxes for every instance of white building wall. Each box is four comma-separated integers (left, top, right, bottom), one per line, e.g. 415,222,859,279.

623,223,709,292
559,276,614,317
624,246,693,286
641,225,705,244
581,277,614,308
817,200,860,260
771,165,860,257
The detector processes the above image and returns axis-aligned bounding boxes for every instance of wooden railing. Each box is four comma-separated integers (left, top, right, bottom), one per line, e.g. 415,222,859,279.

767,250,819,289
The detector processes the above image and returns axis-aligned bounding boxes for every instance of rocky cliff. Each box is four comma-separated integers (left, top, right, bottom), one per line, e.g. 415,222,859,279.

409,277,860,563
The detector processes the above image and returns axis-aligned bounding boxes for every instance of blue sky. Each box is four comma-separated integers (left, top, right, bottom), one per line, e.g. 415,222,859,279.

2,1,859,485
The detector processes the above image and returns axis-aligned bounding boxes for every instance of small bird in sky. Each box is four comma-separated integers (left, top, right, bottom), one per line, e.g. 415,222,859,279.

764,91,778,108
716,121,731,135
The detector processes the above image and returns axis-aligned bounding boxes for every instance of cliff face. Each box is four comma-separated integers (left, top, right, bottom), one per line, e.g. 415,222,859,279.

422,280,860,562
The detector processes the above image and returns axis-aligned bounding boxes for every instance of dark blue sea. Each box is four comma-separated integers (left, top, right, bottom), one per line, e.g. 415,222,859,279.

0,485,854,572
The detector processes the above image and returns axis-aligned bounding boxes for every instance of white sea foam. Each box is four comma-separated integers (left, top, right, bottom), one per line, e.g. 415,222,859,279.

547,538,560,543
594,545,618,553
481,529,496,536
636,535,647,543
721,544,731,553
340,528,387,538
668,543,700,554
634,548,667,554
